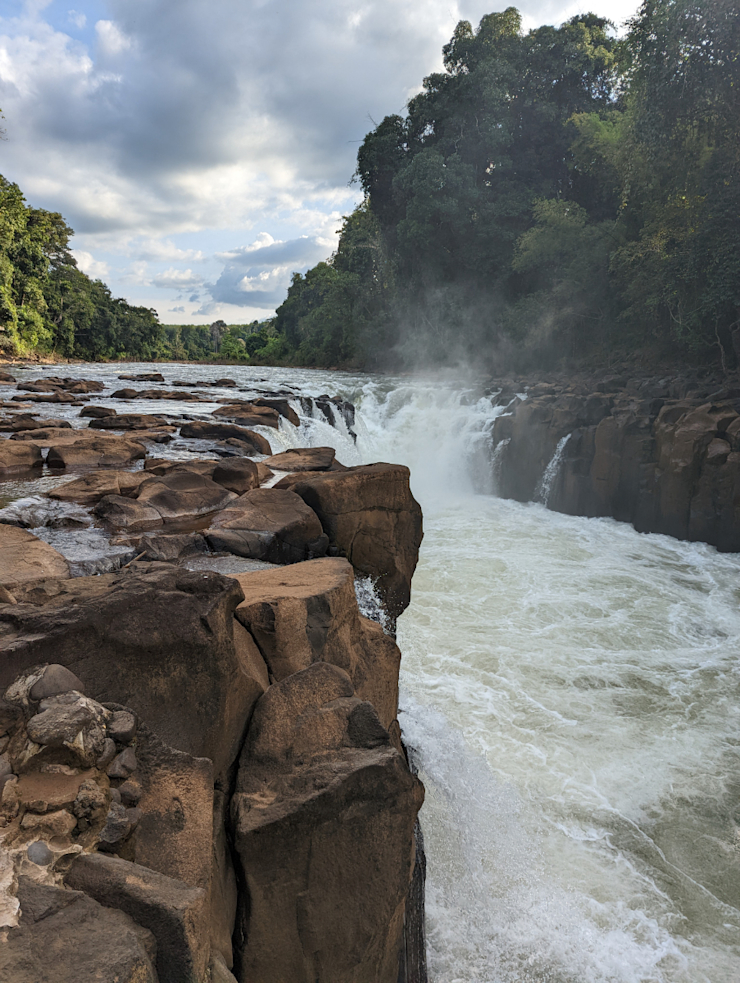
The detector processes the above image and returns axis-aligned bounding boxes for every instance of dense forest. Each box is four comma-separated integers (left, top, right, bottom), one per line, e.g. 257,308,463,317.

1,0,737,372
0,176,278,362
274,0,740,372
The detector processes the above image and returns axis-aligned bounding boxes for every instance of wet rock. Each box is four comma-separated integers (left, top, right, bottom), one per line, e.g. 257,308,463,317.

88,413,172,430
1,877,158,982
0,525,70,588
80,405,116,418
179,419,272,452
67,852,208,983
264,445,337,471
252,397,300,427
0,370,15,383
133,531,207,562
0,439,43,472
206,487,329,564
93,494,163,532
118,373,165,382
107,710,137,744
285,464,423,620
46,436,147,469
3,414,72,431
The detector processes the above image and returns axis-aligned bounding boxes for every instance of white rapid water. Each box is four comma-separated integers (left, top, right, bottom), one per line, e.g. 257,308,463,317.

3,364,739,981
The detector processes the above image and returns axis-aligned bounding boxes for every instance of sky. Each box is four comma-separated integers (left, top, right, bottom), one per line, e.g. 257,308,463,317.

0,0,640,324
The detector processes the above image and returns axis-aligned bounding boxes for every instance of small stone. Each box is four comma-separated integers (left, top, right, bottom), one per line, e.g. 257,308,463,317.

96,738,117,769
0,585,17,605
72,779,108,827
29,664,85,701
107,746,137,779
98,802,131,851
27,700,95,746
118,779,142,807
21,807,77,837
125,806,142,829
107,710,137,744
109,787,122,804
27,840,54,866
0,752,10,780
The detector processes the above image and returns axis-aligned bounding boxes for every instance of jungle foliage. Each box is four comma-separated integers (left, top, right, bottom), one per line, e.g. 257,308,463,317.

274,1,740,371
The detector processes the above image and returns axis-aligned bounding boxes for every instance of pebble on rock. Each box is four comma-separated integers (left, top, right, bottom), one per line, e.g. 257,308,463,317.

107,746,137,779
98,802,131,851
96,738,117,770
107,710,137,744
27,840,54,866
118,779,142,807
29,664,85,701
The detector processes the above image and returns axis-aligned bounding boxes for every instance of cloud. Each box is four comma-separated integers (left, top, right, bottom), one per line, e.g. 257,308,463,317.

72,249,109,278
67,11,86,30
168,305,186,313
153,268,205,290
209,233,333,308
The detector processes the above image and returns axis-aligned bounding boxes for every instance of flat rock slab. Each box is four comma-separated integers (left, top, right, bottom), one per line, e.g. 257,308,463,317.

48,470,149,505
88,414,171,431
0,525,70,588
179,420,271,453
136,471,236,522
213,402,280,429
263,446,336,472
206,488,328,564
1,877,157,983
46,437,147,469
0,440,43,472
2,416,72,431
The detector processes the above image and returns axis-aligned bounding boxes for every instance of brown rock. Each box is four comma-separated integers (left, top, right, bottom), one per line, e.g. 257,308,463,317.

15,768,97,812
285,464,423,619
46,436,147,468
0,566,262,780
1,877,158,983
0,526,70,588
4,415,72,431
29,664,86,700
67,853,207,983
179,420,272,453
213,401,280,429
136,471,236,522
252,397,300,427
232,662,424,983
88,413,171,430
0,439,43,472
206,487,328,563
93,494,163,532
264,446,336,472
232,558,400,728
79,405,116,418
212,458,259,495
47,469,149,505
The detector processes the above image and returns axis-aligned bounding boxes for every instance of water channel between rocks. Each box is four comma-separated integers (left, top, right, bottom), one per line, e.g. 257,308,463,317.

2,363,739,982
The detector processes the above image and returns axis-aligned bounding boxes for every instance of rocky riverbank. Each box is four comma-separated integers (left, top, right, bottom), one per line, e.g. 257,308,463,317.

0,370,425,982
489,371,740,550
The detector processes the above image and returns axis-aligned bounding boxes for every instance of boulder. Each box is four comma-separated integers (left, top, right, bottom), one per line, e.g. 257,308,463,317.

0,370,15,382
252,397,300,427
67,853,207,983
283,464,423,619
231,662,424,983
0,566,263,780
213,402,280,429
93,495,164,532
206,488,328,564
0,526,70,588
0,439,43,472
135,471,237,523
48,469,149,505
179,420,271,453
80,405,116,418
1,877,158,983
212,458,259,495
118,373,165,382
2,415,72,431
232,558,400,729
46,437,147,469
88,414,171,431
264,446,336,472
12,391,79,404
11,427,89,443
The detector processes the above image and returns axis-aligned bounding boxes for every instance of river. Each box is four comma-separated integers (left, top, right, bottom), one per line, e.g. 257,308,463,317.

2,363,739,982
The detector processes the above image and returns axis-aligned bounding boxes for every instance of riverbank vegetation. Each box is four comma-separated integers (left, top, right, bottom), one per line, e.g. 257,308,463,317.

273,0,740,372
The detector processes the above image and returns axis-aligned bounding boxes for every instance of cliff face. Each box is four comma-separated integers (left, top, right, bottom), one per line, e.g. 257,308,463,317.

0,382,426,983
492,382,740,550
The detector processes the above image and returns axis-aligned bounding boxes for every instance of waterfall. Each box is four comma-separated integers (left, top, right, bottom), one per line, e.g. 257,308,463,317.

490,437,510,496
534,433,571,506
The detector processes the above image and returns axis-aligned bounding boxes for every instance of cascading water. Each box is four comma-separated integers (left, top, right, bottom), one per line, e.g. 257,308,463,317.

2,363,738,981
534,433,572,506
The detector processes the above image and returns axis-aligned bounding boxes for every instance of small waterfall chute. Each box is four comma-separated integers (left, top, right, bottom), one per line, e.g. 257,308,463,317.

534,433,572,507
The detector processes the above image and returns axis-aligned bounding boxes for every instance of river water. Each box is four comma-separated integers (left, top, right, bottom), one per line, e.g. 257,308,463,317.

3,363,739,981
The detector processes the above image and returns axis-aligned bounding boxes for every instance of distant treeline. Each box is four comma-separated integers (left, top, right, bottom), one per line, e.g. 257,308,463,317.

272,0,740,371
0,178,279,362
